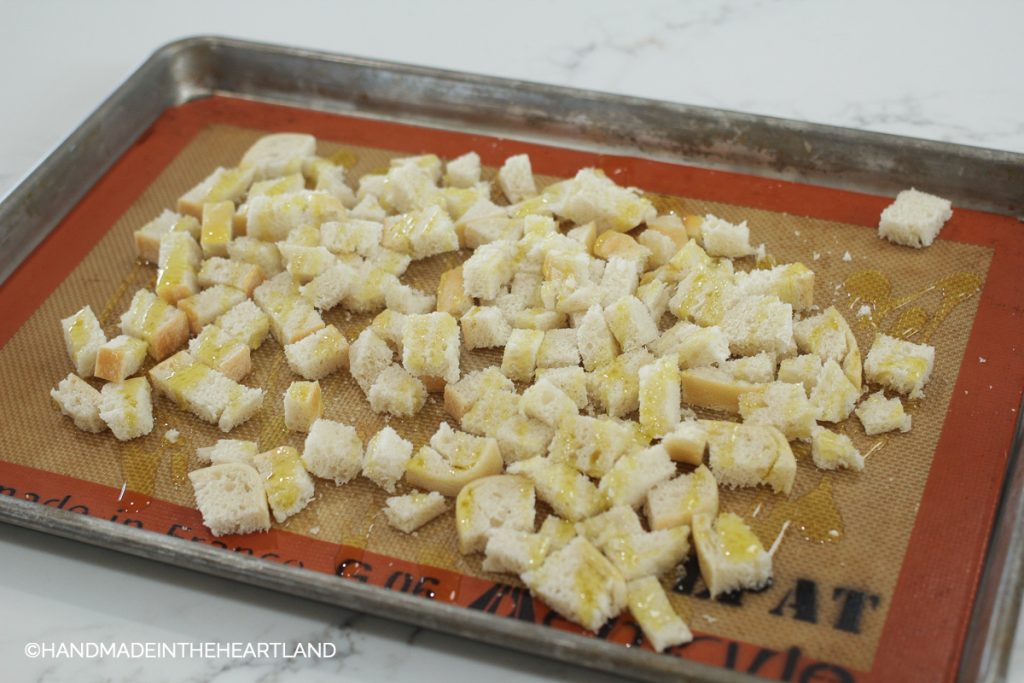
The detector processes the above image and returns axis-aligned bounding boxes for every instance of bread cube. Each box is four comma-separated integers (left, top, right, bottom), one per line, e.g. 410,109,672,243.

188,324,251,381
496,154,537,204
602,524,690,581
341,261,399,313
555,168,656,234
320,218,382,257
661,421,708,465
283,380,322,432
368,365,427,417
278,244,335,284
382,205,459,259
680,366,761,413
652,322,729,369
98,377,153,441
148,351,263,431
668,263,737,326
253,272,325,345
587,349,655,418
627,577,693,653
483,517,575,575
738,382,815,442
400,312,460,384
855,390,912,435
863,333,935,399
381,160,444,213
120,289,190,361
371,309,407,353
189,463,271,536
444,368,515,421
61,305,107,379
247,172,305,200
455,474,535,554
510,308,567,331
195,439,258,466
507,456,604,522
178,285,248,334
719,352,777,384
247,191,345,242
299,261,354,311
793,306,854,363
703,420,795,495
734,263,815,311
92,335,148,383
362,426,414,493
636,279,671,321
647,213,689,248
639,356,681,438
594,232,651,273
301,418,363,484
253,446,315,523
534,366,588,410
444,151,481,188
200,201,234,258
501,328,545,382
536,329,580,369
463,240,517,299
494,415,554,464
384,491,448,534
548,415,636,478
459,202,523,248
521,537,626,633
700,214,755,258
598,444,676,509
380,282,434,316
282,324,348,380
155,232,202,304
810,426,864,472
777,354,823,394
196,257,264,297
520,379,578,428
693,512,772,598
215,300,270,350
645,464,719,530
313,163,357,207
637,229,679,269
809,359,860,423
460,306,512,350
240,133,316,180
720,295,796,358
134,210,200,264
50,373,105,433
177,166,253,217
879,188,952,248
227,237,283,278
437,266,474,318
350,194,387,222
405,436,503,498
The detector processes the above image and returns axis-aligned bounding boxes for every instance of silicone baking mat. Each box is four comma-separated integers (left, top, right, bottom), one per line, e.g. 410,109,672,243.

1,97,1022,682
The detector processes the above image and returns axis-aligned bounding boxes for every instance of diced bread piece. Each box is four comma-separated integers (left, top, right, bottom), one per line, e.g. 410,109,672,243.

405,434,503,498
227,237,283,278
576,506,645,550
483,516,576,574
278,244,335,284
341,260,400,313
444,151,481,188
496,154,537,204
662,421,709,465
312,162,357,207
149,351,263,431
134,210,200,264
300,261,354,312
384,282,436,315
597,256,640,307
247,191,345,242
197,258,264,296
734,263,815,311
384,491,448,533
247,172,306,200
216,300,270,350
188,463,271,536
501,328,545,382
253,272,325,345
594,232,651,273
381,205,459,259
646,465,719,530
809,359,860,423
188,324,251,381
702,420,795,495
647,213,689,247
855,390,912,435
535,366,588,410
793,306,861,389
587,349,654,418
253,446,316,523
738,382,815,441
778,354,823,394
639,356,681,438
463,240,517,299
680,366,761,413
653,322,730,370
521,537,627,633
636,279,671,321
863,333,935,399
178,285,248,334
320,218,382,256
155,232,202,304
598,445,676,509
555,168,656,234
534,329,579,370
700,215,755,257
507,456,604,522
195,439,257,466
50,373,106,433
601,524,690,581
719,352,776,384
350,193,387,222
400,312,460,385
637,229,679,269
94,334,148,383
240,133,316,180
177,166,253,217
301,418,363,484
720,295,796,358
283,381,322,432
368,365,427,417
692,512,772,598
460,306,513,350
98,377,153,441
510,308,567,331
548,415,635,478
200,201,234,258
284,324,348,380
878,188,952,248
61,305,106,379
668,263,737,327
495,415,554,464
362,426,414,493
811,426,865,471
120,289,190,361
520,378,578,428
444,368,515,421
458,200,523,248
371,309,407,354
437,266,474,318
566,222,597,252
455,475,535,554
627,577,693,652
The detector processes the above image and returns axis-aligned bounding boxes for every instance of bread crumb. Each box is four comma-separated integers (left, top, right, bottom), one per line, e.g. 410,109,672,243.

828,529,839,538
979,356,987,364
309,526,320,535
794,230,801,236
702,614,717,624
117,482,127,501
768,519,791,556
752,503,762,518
812,252,820,261
164,429,180,444
842,251,852,262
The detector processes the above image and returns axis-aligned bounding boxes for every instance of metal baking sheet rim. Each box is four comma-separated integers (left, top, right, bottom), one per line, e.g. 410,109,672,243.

0,35,1021,683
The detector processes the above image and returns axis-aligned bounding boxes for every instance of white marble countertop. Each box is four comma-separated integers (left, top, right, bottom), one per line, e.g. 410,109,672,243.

1,1,1022,681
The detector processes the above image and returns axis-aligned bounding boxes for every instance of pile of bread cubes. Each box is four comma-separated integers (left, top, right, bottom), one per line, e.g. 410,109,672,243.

49,132,951,652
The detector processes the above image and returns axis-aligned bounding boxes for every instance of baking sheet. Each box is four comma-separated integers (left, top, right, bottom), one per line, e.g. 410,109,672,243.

0,38,1022,683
